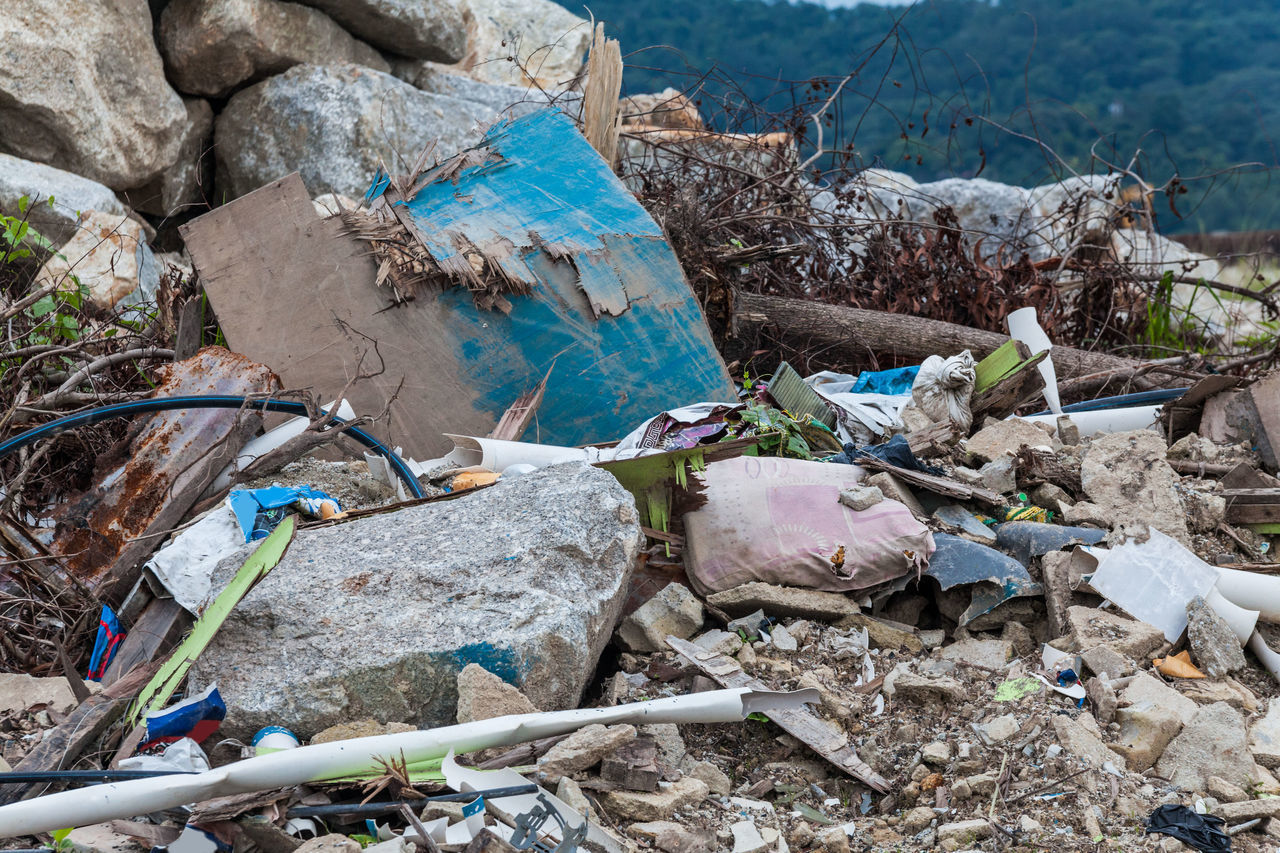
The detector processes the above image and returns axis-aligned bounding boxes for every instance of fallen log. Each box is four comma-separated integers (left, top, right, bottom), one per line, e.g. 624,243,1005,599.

730,291,1195,390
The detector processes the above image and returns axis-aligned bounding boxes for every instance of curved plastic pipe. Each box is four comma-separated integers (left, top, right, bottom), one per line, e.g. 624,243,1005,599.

0,396,424,499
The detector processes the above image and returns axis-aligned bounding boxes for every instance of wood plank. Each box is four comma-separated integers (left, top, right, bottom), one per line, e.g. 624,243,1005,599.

854,456,1002,506
667,636,891,793
970,350,1048,422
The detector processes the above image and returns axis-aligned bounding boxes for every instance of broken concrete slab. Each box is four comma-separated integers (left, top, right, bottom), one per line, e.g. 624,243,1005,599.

1155,702,1255,791
455,663,539,724
1114,702,1184,772
939,638,1012,670
1187,595,1247,676
1066,606,1165,659
188,463,643,738
599,776,710,821
884,665,966,705
1080,429,1191,544
1119,673,1199,726
865,472,925,518
537,723,637,781
0,674,86,716
964,418,1050,465
616,583,704,653
707,582,859,621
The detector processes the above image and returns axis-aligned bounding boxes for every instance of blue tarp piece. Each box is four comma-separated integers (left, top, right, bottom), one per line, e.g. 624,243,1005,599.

926,533,1043,626
851,365,919,395
228,486,339,542
378,108,737,446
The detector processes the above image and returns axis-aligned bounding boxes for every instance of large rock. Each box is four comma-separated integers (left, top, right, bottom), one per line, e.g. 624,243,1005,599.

187,463,642,739
215,63,504,200
1155,702,1254,791
291,0,468,61
390,61,579,117
35,211,159,310
159,0,389,97
0,154,125,249
0,0,187,188
1080,430,1190,544
122,98,214,218
456,0,589,88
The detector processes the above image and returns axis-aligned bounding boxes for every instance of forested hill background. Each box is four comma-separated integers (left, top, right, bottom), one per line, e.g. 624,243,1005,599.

583,0,1280,236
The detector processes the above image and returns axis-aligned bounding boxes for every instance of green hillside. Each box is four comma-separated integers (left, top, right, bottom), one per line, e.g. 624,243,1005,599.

579,0,1280,235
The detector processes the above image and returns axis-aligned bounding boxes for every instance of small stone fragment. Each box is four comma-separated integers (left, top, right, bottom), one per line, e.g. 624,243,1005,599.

456,663,539,723
686,760,731,795
599,776,709,822
693,629,744,656
1206,775,1249,803
1186,595,1247,677
838,484,884,512
1249,700,1280,769
770,623,798,652
980,714,1019,743
936,819,992,845
538,724,636,781
615,583,705,653
1081,645,1132,679
921,741,952,766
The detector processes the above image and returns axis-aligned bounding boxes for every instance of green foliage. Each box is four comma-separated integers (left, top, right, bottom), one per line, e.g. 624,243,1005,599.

726,398,814,459
0,195,88,347
50,828,74,852
1144,271,1224,354
585,0,1280,233
1,195,55,263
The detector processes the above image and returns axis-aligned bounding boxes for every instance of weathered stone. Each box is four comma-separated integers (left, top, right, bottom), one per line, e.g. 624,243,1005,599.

122,98,214,217
1051,713,1127,769
939,638,1012,670
839,484,884,512
0,674,84,715
215,63,501,200
921,741,952,766
693,629,743,656
291,0,468,61
188,464,642,738
627,821,716,853
310,719,415,744
1211,797,1280,821
1249,701,1280,769
640,723,687,770
0,154,126,249
964,418,1050,465
599,776,709,822
455,0,590,88
1183,677,1259,713
1086,677,1118,726
35,211,159,310
1114,702,1184,772
936,819,991,845
1184,489,1227,534
66,823,146,853
538,723,636,781
1119,673,1198,726
979,715,1019,744
159,0,388,98
979,456,1018,494
865,472,925,517
770,623,798,652
620,89,703,129
295,836,359,853
835,612,925,653
456,663,539,723
615,583,704,653
1081,430,1190,544
707,582,858,621
902,806,936,833
554,776,591,815
730,820,769,853
1186,595,1247,677
884,666,965,705
1155,702,1254,791
0,0,187,188
1081,644,1132,679
1206,775,1249,803
686,760,731,795
1066,606,1165,659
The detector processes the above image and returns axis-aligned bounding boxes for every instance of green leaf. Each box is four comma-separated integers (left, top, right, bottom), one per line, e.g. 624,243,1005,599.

17,195,29,214
27,295,57,318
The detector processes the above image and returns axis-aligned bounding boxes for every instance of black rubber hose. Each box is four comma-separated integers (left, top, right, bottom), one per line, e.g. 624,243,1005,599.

0,396,425,499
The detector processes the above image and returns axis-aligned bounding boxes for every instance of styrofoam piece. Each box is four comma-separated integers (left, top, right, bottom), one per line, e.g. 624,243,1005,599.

207,400,357,494
0,687,818,836
1017,405,1161,438
1007,306,1062,414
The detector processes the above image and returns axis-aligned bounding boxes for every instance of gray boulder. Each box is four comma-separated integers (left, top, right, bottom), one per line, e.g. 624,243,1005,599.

0,153,125,249
390,61,581,118
1080,429,1190,545
159,0,389,98
456,0,590,89
215,63,504,200
188,463,642,739
291,0,468,62
0,0,187,188
122,97,214,218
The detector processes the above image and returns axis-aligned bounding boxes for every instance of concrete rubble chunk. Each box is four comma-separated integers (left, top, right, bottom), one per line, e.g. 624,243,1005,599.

1155,702,1254,791
707,583,859,621
686,760,731,795
1249,701,1280,769
939,638,1012,670
921,741,952,765
616,583,705,653
730,819,769,853
1080,429,1191,544
294,836,360,853
693,629,744,656
554,776,591,816
838,484,884,512
310,720,415,744
538,723,636,781
770,623,798,652
0,154,126,249
902,806,936,833
979,714,1019,744
1211,797,1280,822
835,612,924,652
159,0,389,97
456,663,539,723
1114,702,1184,772
884,665,966,705
1081,644,1133,679
1051,713,1127,770
0,673,85,715
978,456,1018,494
936,819,992,845
599,776,710,822
1066,606,1165,659
215,63,505,200
1206,775,1250,803
1119,673,1198,726
866,472,925,517
291,0,469,61
188,464,642,738
964,418,1049,465
66,823,146,853
0,0,187,188
628,821,716,853
1186,595,1247,676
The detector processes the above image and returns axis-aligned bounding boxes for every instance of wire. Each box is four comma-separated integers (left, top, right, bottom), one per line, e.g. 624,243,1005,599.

0,397,424,499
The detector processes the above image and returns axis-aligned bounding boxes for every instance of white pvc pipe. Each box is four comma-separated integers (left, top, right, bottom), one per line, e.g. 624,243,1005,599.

1018,405,1161,438
1213,568,1280,624
0,688,816,836
1007,306,1062,414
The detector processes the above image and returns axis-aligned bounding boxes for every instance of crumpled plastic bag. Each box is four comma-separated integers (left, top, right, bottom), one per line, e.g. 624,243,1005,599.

911,350,976,431
1143,804,1230,852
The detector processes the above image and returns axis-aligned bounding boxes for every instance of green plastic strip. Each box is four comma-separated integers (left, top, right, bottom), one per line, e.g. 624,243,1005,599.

129,516,297,725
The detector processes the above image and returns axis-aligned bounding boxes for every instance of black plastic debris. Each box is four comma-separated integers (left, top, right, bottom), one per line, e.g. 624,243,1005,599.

1144,804,1231,853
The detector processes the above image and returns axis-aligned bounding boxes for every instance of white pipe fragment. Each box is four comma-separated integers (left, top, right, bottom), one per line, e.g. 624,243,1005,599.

1248,630,1280,682
1007,306,1062,414
1212,568,1280,625
0,688,816,837
1017,405,1161,438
